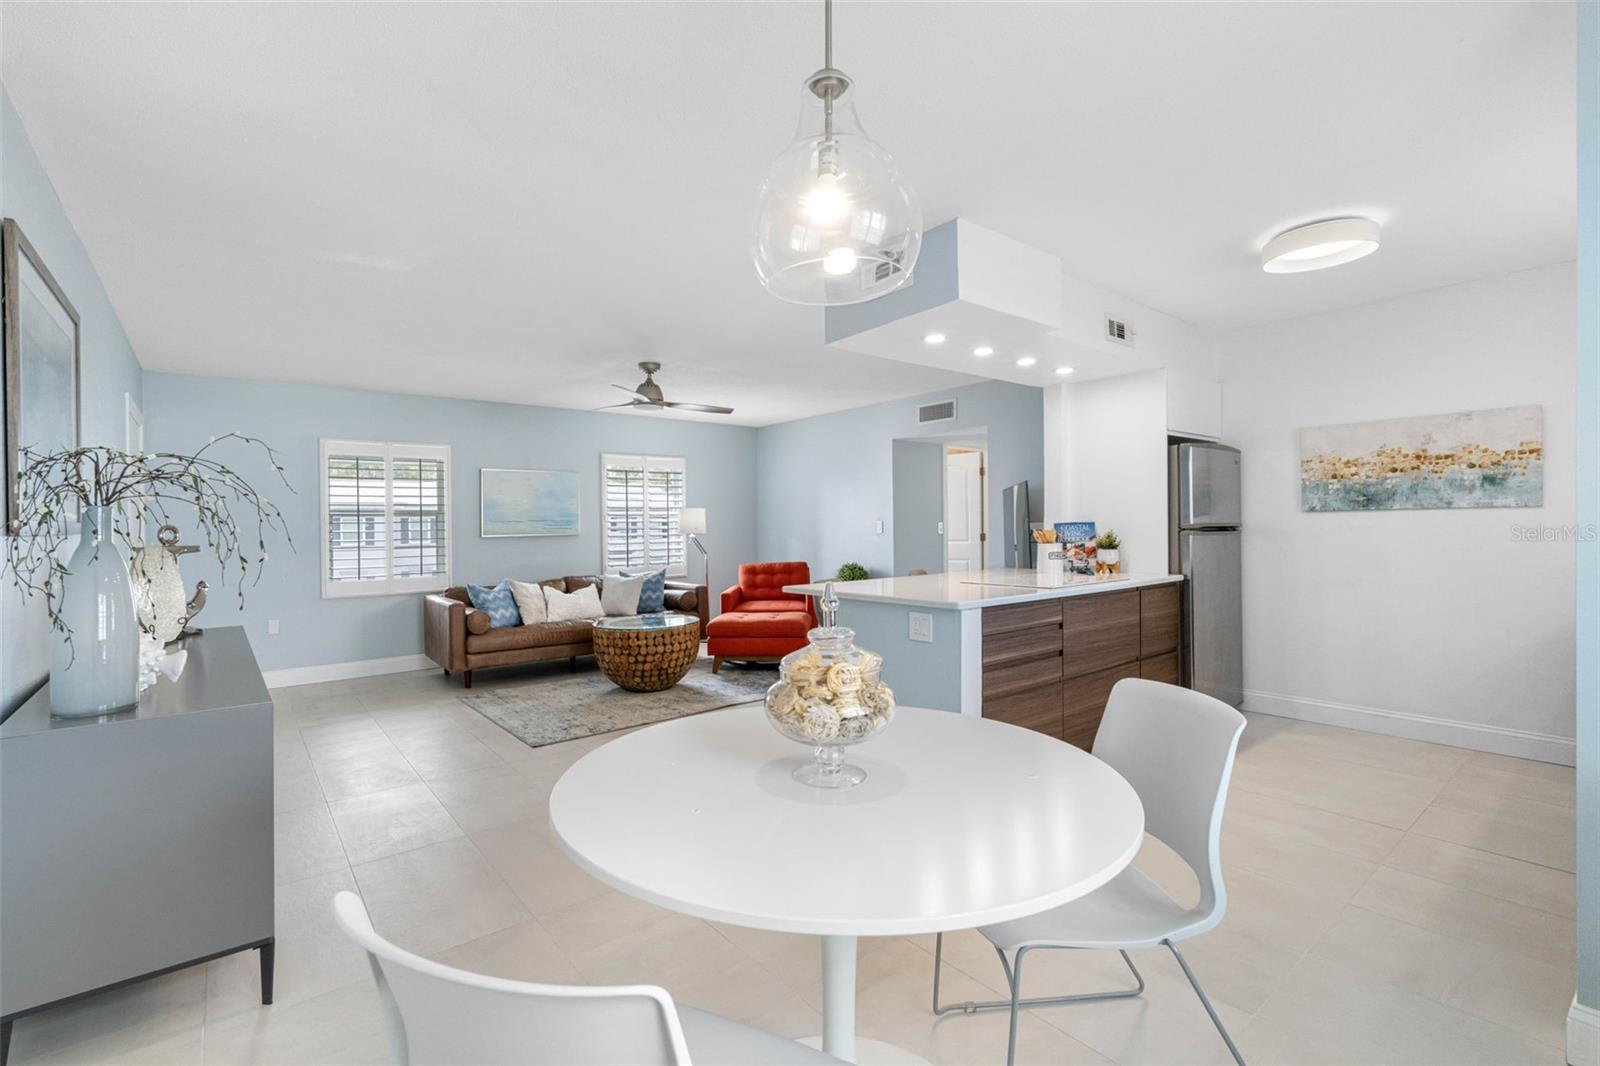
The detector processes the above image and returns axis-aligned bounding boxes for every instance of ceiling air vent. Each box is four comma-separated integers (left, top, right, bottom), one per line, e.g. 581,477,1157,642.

1105,316,1135,347
918,399,957,425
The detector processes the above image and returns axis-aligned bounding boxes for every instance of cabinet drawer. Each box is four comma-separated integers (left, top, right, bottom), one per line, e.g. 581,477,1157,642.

1062,590,1140,680
1140,583,1181,659
1139,651,1181,685
983,652,1063,700
984,682,1063,740
982,598,1063,636
982,622,1063,667
1062,662,1140,751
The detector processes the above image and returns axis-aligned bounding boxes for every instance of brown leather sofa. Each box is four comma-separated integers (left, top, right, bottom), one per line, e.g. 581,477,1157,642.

423,574,708,688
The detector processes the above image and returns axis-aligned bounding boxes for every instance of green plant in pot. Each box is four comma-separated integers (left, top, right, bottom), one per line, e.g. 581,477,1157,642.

1093,529,1121,569
835,562,869,582
3,435,291,717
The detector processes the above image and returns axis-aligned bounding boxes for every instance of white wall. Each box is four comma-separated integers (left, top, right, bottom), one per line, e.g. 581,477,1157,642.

1219,263,1577,760
1054,370,1171,573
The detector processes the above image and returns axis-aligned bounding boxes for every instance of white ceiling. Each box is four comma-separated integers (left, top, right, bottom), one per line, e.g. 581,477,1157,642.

1,2,1576,426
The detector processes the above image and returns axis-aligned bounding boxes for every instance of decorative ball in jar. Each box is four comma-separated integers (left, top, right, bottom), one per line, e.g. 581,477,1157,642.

765,623,895,789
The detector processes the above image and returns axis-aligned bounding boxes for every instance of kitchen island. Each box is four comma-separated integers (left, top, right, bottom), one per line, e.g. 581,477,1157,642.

786,568,1184,748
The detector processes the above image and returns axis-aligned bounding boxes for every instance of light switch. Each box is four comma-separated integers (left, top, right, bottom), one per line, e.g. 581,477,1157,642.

267,619,280,635
875,519,885,535
908,612,933,643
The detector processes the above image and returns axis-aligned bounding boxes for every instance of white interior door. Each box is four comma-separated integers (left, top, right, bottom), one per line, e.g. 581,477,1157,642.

945,450,984,573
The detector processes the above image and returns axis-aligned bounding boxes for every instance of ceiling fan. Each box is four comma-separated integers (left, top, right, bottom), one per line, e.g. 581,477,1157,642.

599,362,734,415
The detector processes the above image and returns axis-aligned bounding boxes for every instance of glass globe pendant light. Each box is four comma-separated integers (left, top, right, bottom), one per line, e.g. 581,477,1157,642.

751,0,923,305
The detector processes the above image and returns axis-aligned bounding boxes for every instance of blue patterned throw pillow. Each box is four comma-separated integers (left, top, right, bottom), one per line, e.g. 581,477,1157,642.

622,568,667,613
466,580,521,628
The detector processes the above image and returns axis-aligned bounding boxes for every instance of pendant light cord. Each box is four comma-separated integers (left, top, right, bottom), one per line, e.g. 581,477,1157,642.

824,0,832,70
822,0,835,147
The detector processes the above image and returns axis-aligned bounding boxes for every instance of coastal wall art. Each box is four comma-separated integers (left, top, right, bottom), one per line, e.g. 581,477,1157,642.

480,468,580,536
1300,405,1544,512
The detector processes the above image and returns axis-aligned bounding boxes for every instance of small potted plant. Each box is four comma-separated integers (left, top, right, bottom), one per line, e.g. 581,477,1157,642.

1093,530,1121,572
835,562,869,582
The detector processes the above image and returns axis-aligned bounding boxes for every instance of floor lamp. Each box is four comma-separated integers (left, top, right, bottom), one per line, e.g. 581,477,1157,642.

680,507,709,591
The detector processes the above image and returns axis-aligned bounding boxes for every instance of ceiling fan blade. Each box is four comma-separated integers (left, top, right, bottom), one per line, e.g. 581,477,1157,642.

593,400,642,411
662,401,735,415
611,383,652,401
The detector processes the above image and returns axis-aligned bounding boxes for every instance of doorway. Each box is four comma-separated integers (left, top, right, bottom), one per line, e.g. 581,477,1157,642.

890,431,989,577
945,447,985,572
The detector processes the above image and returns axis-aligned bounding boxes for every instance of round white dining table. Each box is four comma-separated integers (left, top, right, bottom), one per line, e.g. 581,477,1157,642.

548,705,1144,1064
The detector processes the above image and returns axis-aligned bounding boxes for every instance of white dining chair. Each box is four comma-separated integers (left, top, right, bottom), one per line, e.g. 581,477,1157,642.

930,678,1248,1066
333,892,842,1065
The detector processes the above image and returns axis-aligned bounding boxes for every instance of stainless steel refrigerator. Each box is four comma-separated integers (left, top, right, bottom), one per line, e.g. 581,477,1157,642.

1169,443,1243,707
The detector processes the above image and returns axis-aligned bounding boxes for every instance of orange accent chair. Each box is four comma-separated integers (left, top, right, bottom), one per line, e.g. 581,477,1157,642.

707,561,816,671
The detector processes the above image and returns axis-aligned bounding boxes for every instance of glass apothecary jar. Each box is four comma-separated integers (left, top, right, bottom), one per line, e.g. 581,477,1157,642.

765,586,895,788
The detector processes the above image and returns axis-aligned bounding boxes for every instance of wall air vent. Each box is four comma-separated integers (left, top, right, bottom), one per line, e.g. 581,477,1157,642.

874,249,910,284
918,399,957,425
1105,316,1135,347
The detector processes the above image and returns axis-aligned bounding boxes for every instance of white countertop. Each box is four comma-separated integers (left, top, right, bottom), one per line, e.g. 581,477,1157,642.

785,568,1183,610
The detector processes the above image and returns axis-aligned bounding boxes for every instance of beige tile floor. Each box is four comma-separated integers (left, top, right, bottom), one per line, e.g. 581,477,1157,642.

8,664,1577,1065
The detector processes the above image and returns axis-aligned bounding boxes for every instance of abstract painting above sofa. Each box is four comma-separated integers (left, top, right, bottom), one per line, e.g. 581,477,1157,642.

479,467,580,536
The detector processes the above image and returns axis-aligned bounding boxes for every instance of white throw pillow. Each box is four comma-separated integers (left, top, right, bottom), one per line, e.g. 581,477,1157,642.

601,573,644,617
545,582,604,623
509,579,547,625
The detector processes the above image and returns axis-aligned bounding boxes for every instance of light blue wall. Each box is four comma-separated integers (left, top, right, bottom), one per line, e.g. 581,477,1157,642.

0,87,145,715
142,373,757,674
891,439,944,575
755,379,1044,579
1575,0,1598,1017
824,220,960,344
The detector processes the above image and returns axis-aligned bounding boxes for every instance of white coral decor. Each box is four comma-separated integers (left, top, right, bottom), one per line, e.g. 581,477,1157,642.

138,633,188,693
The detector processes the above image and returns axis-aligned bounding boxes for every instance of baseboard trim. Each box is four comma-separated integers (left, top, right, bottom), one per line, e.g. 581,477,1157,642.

263,654,433,689
1241,689,1576,766
1570,997,1600,1066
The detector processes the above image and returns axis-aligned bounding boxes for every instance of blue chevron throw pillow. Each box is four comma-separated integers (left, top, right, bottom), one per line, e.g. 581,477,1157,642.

466,580,521,628
622,568,667,613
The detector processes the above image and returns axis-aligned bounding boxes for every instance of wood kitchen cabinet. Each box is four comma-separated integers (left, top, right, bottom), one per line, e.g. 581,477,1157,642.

1063,662,1140,749
979,580,1186,750
1062,589,1140,679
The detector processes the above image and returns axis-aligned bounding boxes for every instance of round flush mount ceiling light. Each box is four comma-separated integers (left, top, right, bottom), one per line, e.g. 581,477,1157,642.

1261,218,1380,274
1015,356,1037,368
923,332,946,346
973,346,993,358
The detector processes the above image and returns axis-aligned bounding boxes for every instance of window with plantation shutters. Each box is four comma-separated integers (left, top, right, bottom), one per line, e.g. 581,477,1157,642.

601,454,686,577
321,439,451,597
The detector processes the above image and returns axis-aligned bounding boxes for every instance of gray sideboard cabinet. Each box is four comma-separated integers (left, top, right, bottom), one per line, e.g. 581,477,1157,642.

0,627,275,1064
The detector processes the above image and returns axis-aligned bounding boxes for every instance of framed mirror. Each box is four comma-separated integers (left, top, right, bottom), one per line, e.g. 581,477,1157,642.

3,218,81,532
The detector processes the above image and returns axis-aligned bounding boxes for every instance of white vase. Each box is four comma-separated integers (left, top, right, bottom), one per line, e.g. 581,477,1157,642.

1100,549,1120,567
50,506,141,717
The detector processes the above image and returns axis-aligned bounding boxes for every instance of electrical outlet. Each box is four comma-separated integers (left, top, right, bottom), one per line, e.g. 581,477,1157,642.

908,611,933,643
267,619,280,636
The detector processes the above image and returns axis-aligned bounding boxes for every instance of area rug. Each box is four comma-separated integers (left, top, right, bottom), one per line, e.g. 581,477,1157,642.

460,660,775,747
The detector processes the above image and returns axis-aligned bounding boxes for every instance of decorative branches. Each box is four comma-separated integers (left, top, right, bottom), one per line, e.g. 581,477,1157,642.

4,433,294,638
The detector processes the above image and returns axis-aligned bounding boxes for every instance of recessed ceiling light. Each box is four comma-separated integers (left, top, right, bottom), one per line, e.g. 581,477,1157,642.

1055,366,1074,376
973,346,993,358
924,332,946,345
1015,356,1037,368
1261,218,1380,274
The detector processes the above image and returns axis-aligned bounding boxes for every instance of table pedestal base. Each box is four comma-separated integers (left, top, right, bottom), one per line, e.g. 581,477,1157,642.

808,934,932,1065
799,1036,932,1065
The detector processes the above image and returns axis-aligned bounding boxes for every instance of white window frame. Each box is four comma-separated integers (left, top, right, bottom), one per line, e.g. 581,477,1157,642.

320,438,452,599
600,453,688,578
